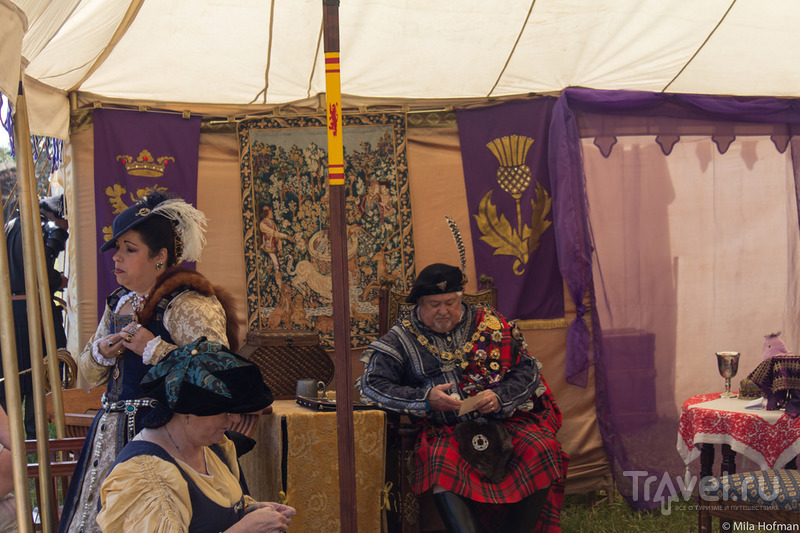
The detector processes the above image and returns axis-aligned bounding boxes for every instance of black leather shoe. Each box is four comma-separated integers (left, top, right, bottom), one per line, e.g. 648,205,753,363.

506,486,550,533
433,491,482,533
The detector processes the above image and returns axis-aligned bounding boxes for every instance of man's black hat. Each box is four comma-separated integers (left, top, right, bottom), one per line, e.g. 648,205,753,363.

406,263,466,304
39,194,65,219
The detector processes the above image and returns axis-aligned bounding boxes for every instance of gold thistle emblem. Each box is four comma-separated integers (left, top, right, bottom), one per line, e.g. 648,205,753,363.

117,149,175,177
473,135,552,275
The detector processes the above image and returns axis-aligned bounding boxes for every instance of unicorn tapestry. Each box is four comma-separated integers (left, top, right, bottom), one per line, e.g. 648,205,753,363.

238,113,414,348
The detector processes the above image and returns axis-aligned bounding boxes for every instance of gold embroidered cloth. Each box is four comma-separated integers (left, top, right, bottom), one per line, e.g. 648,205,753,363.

239,400,386,532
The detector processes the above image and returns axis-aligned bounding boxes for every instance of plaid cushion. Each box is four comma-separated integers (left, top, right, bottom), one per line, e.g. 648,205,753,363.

704,469,800,511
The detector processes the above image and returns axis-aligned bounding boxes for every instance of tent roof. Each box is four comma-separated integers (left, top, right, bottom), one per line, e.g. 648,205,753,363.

5,0,800,137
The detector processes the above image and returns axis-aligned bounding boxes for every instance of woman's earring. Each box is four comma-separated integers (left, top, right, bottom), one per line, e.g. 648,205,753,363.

156,262,163,270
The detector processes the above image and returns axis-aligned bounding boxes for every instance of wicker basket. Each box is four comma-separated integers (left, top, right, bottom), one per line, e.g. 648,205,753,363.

239,330,335,399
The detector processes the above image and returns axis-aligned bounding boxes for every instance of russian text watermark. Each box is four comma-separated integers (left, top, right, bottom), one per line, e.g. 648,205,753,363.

622,470,782,516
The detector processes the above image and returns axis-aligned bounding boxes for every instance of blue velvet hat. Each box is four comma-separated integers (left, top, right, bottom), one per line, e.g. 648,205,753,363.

99,191,207,261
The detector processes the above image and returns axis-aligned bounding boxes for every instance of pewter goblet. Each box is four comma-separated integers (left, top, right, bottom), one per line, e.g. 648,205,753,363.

716,351,740,398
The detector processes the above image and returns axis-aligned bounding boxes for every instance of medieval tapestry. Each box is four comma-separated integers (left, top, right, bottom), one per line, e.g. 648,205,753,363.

238,113,415,348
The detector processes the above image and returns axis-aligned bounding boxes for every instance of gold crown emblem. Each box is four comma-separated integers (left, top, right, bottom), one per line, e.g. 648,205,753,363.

117,150,175,177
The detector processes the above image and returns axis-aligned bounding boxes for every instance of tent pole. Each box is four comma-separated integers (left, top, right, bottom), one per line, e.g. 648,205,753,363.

14,80,57,533
322,2,358,532
0,87,34,533
25,130,67,439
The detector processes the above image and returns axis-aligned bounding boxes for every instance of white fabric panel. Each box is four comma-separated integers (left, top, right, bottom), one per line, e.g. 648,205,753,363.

11,0,800,109
80,0,279,103
665,0,800,96
22,75,69,138
502,0,733,94
0,0,25,106
19,0,82,60
338,1,533,98
22,0,131,90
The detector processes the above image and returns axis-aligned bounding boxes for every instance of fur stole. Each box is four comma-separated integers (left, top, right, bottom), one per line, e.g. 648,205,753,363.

137,266,241,351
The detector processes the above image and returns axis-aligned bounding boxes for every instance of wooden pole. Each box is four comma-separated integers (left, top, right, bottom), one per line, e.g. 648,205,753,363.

26,140,67,438
14,80,56,533
1,83,34,533
322,2,358,532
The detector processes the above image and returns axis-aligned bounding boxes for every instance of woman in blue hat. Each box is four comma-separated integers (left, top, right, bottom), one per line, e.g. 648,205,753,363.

60,191,240,533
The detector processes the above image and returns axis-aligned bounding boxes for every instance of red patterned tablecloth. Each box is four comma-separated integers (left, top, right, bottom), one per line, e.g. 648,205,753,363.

677,393,800,470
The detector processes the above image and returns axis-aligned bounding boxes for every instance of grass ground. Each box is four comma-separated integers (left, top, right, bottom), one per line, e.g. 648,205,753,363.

561,490,702,533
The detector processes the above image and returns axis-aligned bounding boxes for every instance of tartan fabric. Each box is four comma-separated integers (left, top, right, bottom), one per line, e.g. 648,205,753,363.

360,301,568,530
412,380,567,532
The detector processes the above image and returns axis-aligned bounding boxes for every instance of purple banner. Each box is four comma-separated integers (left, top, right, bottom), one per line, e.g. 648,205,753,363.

457,98,564,321
93,109,201,319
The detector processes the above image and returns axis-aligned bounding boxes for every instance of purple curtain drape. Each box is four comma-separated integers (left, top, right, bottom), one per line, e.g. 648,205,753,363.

550,87,800,509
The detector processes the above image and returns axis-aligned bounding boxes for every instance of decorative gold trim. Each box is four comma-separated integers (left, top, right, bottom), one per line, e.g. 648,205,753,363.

514,318,570,330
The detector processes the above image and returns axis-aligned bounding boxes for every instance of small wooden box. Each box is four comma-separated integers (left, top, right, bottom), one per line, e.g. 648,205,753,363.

239,330,335,399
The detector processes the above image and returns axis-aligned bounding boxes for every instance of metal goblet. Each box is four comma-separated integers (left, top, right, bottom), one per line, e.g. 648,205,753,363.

716,351,741,398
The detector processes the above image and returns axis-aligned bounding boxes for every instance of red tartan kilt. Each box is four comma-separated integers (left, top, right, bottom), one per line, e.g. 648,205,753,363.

412,411,566,503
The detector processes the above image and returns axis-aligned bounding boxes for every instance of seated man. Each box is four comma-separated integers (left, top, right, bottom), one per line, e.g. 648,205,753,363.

359,263,568,533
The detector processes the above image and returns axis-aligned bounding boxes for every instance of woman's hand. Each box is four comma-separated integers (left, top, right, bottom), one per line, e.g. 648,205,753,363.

118,323,155,357
100,334,125,360
229,502,296,532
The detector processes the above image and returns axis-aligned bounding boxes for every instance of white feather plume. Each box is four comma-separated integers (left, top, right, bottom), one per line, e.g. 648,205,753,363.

150,198,207,262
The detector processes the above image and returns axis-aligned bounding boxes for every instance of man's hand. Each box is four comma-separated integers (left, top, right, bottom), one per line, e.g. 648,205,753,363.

427,382,462,412
475,389,500,415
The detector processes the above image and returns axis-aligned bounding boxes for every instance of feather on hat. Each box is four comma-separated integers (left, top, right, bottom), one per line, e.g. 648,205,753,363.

99,191,207,262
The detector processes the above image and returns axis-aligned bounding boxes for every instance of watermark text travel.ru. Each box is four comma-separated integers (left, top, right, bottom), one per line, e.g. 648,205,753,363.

623,470,784,516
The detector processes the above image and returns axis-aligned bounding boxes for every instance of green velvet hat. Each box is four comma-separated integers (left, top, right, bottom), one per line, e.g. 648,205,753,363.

141,337,273,416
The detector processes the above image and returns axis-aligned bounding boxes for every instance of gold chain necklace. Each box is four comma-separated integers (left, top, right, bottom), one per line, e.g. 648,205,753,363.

402,318,475,370
402,307,502,371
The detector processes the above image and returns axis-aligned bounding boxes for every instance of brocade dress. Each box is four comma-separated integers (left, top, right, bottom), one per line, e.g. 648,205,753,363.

359,303,569,532
58,276,228,533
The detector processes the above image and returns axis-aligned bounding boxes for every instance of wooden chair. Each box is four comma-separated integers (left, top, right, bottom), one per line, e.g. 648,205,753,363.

698,469,800,532
46,387,105,438
377,277,497,533
25,437,86,531
43,348,77,392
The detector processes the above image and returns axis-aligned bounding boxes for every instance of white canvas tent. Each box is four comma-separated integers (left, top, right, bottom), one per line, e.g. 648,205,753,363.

5,0,800,139
4,0,800,518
